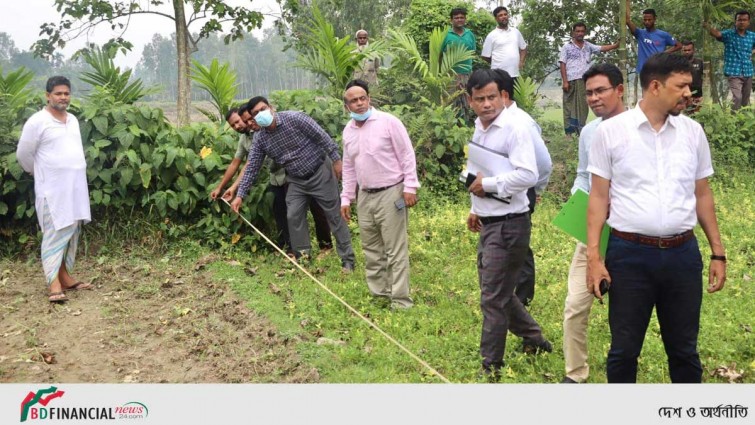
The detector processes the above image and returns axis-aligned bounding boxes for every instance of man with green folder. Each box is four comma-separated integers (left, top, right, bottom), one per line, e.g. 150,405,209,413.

560,64,626,384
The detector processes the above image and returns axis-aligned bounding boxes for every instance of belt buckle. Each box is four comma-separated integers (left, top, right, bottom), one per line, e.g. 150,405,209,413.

658,237,671,249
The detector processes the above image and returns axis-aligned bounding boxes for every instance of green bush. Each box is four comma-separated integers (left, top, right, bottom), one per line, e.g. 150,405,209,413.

694,104,755,169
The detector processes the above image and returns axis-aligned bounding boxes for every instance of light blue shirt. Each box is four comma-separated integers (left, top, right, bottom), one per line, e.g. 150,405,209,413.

571,117,602,194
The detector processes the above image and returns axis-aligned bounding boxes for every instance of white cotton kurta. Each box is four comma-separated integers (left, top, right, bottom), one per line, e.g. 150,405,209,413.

16,109,91,231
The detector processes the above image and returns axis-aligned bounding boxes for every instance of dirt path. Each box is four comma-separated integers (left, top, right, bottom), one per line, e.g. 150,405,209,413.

0,254,318,383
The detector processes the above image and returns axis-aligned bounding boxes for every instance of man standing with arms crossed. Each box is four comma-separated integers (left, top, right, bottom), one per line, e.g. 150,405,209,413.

465,69,552,378
561,63,626,384
586,53,726,383
704,11,755,110
626,2,681,73
340,80,420,309
17,76,92,303
481,7,527,86
559,22,618,136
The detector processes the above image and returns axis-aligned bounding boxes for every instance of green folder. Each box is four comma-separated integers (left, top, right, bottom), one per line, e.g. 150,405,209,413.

551,189,610,256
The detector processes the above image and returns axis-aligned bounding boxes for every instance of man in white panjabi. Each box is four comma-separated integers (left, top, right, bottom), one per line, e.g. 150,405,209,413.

17,76,92,303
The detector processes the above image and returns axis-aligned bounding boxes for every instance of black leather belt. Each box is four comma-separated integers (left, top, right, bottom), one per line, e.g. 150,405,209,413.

611,229,694,248
362,181,402,194
479,212,528,225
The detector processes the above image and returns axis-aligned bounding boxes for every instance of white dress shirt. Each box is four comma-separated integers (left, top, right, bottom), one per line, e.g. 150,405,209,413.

587,104,713,236
469,104,538,217
17,109,91,230
481,27,527,77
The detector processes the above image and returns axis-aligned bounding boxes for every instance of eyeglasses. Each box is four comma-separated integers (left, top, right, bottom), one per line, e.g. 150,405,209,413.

585,86,615,97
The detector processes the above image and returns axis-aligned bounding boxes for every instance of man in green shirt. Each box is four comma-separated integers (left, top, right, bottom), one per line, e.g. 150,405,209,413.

441,7,477,118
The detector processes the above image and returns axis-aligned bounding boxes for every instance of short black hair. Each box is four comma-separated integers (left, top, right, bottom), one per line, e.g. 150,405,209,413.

345,79,370,97
450,7,467,18
224,107,239,122
46,76,71,93
492,6,508,17
642,8,656,17
239,96,269,115
466,68,514,98
735,10,750,20
572,22,587,32
582,63,624,87
681,39,695,47
640,52,692,90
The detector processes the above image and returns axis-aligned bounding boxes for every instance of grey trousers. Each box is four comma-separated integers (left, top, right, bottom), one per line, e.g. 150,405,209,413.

727,76,752,110
478,213,545,369
286,160,355,266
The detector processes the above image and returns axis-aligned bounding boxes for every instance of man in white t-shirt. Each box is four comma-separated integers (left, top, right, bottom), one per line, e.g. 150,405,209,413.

586,53,726,383
17,76,92,303
481,6,527,83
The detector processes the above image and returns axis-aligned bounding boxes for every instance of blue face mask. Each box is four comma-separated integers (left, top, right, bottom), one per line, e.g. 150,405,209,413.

255,109,274,127
350,107,373,122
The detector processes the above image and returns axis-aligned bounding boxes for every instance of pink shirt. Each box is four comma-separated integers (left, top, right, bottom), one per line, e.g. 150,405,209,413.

340,109,420,206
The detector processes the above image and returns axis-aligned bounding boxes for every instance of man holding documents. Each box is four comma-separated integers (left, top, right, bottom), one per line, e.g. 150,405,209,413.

340,79,420,309
586,53,726,383
561,63,626,384
465,68,552,378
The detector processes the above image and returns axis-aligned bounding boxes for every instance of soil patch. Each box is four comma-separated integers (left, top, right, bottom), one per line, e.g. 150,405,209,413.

0,255,318,383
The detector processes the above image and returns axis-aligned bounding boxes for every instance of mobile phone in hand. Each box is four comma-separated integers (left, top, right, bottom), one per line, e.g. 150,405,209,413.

599,279,610,295
394,198,406,210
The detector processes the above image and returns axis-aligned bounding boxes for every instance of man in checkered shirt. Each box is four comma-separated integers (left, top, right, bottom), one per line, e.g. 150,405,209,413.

231,96,356,272
705,11,755,110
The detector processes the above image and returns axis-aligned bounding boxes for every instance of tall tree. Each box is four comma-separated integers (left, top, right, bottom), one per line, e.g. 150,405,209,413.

33,0,264,126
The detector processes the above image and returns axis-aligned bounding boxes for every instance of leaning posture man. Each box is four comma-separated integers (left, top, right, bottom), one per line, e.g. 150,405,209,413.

481,7,527,84
465,69,552,377
704,11,755,110
559,22,618,135
340,80,420,309
586,53,726,383
626,1,681,73
231,97,356,272
561,64,626,384
17,76,92,303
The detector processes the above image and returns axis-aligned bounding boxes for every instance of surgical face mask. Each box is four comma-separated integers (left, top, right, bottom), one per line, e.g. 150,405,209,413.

255,109,274,127
349,107,373,122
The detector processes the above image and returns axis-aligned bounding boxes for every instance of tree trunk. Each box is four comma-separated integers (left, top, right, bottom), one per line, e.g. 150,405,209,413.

174,0,191,127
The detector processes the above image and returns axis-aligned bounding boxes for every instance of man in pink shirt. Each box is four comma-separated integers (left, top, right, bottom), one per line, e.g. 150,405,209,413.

340,79,420,309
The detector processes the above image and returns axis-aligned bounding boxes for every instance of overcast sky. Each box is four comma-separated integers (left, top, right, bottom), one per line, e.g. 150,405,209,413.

3,0,280,68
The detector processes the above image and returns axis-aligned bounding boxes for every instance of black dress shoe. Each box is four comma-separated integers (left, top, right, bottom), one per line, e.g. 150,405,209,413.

523,339,553,355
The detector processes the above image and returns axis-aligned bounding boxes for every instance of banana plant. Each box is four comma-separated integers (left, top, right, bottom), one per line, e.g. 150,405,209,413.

388,27,476,106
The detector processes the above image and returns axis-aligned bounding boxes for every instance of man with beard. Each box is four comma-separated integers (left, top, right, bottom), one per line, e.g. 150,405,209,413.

680,40,704,113
586,53,727,383
626,1,681,73
17,76,92,303
353,29,380,86
558,22,618,136
481,7,527,85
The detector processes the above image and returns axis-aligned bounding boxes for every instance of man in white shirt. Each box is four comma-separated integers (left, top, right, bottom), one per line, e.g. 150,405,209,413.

481,6,527,84
587,53,727,383
561,63,626,384
465,69,552,379
17,76,92,303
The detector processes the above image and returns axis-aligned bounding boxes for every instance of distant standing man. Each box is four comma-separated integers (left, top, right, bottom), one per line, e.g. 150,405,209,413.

353,30,380,86
17,76,93,303
231,97,356,272
681,40,704,112
442,7,477,115
340,80,420,309
587,53,726,383
704,11,755,110
212,108,333,255
559,22,618,135
626,1,681,73
465,69,552,378
481,7,527,84
561,63,626,384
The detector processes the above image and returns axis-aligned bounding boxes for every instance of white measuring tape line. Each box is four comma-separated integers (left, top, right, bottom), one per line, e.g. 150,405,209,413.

222,198,451,383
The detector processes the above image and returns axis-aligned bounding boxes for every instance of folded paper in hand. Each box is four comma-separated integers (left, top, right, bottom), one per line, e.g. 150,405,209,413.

551,188,610,256
460,142,513,204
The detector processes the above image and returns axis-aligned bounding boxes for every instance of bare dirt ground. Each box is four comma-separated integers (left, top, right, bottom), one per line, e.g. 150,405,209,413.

0,254,319,383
